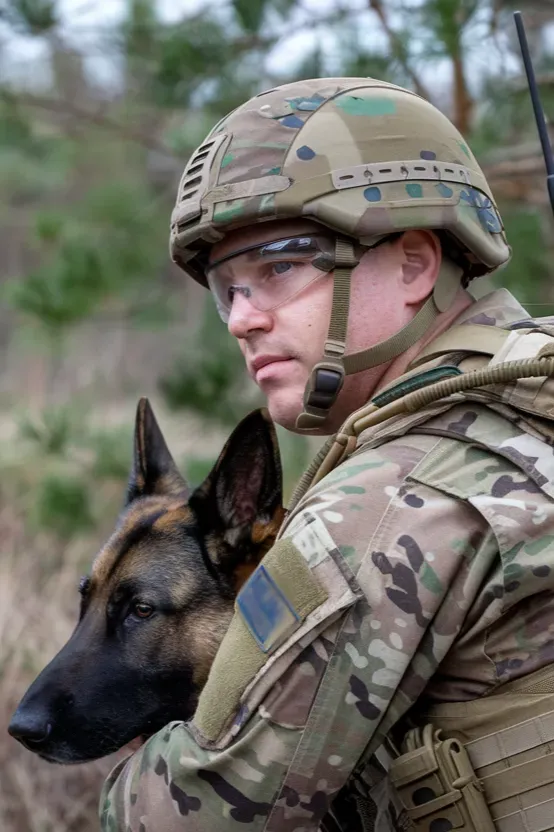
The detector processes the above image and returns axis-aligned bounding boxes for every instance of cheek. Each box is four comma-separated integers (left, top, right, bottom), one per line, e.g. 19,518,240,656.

346,272,401,351
274,280,333,352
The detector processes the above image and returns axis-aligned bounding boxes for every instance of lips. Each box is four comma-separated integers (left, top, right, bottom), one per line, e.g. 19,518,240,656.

250,355,292,378
250,355,290,374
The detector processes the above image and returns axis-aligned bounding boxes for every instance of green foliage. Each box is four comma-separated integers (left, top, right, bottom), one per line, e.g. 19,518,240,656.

159,296,255,427
271,0,297,14
0,93,32,148
32,473,93,539
12,404,132,540
5,179,166,330
7,240,108,329
163,111,222,155
0,96,73,205
124,0,158,64
124,7,241,110
232,0,269,33
340,48,396,83
1,0,57,35
275,426,314,500
417,0,479,58
34,210,64,243
183,455,217,488
89,428,133,481
492,207,554,312
18,404,79,455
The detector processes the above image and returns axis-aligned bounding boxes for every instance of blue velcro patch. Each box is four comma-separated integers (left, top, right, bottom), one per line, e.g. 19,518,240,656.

237,565,300,653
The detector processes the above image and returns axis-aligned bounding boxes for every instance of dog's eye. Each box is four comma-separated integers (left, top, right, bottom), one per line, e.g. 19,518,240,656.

133,603,154,619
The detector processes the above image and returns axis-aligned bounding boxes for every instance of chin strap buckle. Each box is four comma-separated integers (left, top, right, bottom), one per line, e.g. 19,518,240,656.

296,359,345,431
306,362,345,410
295,237,357,432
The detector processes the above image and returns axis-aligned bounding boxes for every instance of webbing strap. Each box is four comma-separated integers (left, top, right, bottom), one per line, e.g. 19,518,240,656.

496,798,554,832
482,755,554,805
408,324,511,370
467,709,554,768
324,239,355,357
407,789,463,820
343,294,438,373
295,239,358,430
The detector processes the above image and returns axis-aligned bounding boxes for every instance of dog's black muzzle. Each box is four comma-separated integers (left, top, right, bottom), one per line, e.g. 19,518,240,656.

8,635,195,763
8,633,142,763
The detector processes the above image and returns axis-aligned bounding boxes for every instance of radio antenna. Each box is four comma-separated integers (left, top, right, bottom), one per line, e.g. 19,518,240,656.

514,10,554,215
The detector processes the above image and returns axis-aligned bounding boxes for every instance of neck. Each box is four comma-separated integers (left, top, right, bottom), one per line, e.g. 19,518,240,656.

374,288,475,394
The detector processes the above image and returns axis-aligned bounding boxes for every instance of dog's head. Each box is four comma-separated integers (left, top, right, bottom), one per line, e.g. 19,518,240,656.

9,400,283,763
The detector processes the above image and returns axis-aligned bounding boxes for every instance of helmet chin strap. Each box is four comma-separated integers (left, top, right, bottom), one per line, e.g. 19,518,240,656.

295,247,463,431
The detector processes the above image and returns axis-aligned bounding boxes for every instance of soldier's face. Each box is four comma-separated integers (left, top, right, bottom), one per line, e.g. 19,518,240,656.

209,220,414,433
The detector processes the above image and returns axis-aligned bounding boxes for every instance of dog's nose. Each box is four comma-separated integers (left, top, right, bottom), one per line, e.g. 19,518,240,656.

8,710,52,747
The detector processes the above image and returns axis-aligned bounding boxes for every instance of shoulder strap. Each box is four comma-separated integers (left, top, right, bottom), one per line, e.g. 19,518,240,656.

408,324,511,370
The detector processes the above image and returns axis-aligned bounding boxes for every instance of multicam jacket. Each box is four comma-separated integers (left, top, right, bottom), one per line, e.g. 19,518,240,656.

100,288,554,831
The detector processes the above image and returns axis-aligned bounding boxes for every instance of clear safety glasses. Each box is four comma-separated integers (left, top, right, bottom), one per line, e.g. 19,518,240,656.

205,235,337,323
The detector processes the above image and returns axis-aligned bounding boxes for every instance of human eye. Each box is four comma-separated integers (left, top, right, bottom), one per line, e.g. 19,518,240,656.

272,260,295,276
265,259,306,281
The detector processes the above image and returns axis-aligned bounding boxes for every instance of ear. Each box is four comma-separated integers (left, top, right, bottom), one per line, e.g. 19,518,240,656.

398,230,441,304
189,408,284,582
126,398,189,503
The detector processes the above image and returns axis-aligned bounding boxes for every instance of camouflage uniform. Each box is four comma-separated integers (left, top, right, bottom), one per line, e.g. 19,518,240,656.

100,288,554,831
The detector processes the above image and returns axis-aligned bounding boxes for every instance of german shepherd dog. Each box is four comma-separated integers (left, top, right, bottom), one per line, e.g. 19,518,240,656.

8,399,284,764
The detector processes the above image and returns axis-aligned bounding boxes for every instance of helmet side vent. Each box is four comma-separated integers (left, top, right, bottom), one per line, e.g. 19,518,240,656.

177,133,229,205
172,133,229,226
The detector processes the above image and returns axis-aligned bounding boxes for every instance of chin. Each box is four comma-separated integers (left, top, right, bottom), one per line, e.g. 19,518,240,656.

265,391,304,432
267,391,346,437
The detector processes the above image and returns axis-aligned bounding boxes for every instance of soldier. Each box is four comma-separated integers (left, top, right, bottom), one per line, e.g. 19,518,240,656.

100,78,554,831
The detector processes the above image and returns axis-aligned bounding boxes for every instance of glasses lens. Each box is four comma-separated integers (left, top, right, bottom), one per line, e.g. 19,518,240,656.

206,236,335,322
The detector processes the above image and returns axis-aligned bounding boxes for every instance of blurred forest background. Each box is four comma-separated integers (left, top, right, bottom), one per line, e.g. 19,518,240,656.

1,0,554,828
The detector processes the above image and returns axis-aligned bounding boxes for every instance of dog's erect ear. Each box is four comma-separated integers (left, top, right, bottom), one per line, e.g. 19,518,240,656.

127,398,189,503
189,408,284,568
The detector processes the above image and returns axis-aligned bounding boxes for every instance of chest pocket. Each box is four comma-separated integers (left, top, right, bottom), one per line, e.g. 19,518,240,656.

191,528,362,750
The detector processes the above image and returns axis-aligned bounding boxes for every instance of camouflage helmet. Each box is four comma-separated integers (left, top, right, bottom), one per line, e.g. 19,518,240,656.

170,76,509,282
169,78,511,430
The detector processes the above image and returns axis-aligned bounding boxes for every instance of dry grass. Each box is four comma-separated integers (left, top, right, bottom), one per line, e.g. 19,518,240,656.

0,500,127,832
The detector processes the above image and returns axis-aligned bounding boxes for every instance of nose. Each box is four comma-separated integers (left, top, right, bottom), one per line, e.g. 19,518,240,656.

227,293,273,339
8,708,52,749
